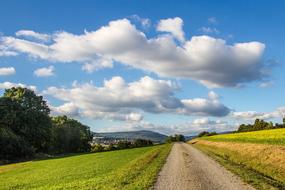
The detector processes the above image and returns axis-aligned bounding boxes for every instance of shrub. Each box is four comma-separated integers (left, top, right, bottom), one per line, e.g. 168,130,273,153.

133,139,153,147
91,144,104,152
104,143,116,151
117,141,132,149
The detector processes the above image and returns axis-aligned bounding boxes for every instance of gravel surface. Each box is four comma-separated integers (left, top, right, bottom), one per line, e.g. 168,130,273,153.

154,142,255,190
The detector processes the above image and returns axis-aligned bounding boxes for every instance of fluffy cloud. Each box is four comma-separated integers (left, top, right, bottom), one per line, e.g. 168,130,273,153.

0,81,36,91
232,107,285,121
0,44,18,56
44,76,230,121
156,17,185,42
16,30,50,42
81,57,113,73
34,66,55,77
179,91,230,117
100,118,237,135
49,102,80,117
1,18,267,87
0,67,16,76
185,117,236,134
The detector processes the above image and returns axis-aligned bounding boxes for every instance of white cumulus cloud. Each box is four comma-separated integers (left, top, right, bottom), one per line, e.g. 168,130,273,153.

0,67,16,76
0,81,36,91
157,17,185,42
49,102,80,117
34,66,55,77
100,118,237,136
44,76,230,121
232,107,285,121
16,30,50,42
0,18,267,87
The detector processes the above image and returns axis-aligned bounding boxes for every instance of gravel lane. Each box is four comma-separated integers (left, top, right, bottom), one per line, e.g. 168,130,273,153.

154,142,255,190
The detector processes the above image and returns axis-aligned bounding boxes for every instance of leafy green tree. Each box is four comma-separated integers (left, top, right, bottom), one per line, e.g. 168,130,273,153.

197,131,210,137
91,144,104,152
133,139,153,147
0,97,23,131
0,126,34,160
51,116,93,154
197,131,217,137
104,143,116,151
3,87,52,152
237,117,285,133
0,97,35,160
117,141,132,149
237,124,253,132
165,134,185,143
4,87,50,114
175,134,185,142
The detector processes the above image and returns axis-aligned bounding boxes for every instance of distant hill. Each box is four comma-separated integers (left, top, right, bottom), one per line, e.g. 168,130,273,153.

184,135,196,141
93,130,168,143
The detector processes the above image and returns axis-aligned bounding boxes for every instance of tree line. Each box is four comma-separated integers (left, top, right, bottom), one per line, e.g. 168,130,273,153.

237,118,285,132
165,134,185,143
197,131,217,137
0,87,93,161
197,117,285,138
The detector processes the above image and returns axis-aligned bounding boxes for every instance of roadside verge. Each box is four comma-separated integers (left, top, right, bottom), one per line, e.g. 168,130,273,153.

189,140,285,190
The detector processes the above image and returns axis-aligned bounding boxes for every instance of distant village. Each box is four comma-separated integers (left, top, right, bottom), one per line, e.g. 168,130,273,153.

92,136,136,146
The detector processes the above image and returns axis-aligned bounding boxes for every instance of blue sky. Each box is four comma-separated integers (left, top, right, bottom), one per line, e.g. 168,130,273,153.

0,0,284,135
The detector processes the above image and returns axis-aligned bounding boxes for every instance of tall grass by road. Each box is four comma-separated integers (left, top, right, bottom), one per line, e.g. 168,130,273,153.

190,128,285,190
0,144,172,190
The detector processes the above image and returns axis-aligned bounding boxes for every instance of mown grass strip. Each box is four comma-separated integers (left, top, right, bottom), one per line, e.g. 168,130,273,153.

0,144,172,190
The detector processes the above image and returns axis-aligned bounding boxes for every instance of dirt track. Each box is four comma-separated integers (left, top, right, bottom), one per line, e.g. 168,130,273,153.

154,143,254,190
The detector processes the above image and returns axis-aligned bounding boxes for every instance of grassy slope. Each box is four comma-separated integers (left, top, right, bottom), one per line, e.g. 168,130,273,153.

200,128,285,145
0,144,172,190
190,129,285,190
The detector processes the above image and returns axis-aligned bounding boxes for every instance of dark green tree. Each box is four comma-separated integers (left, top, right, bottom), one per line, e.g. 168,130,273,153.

175,134,185,142
0,127,34,160
133,139,153,147
105,143,116,151
51,116,93,154
0,97,34,160
0,97,23,131
117,140,132,149
165,134,185,143
3,87,52,152
4,87,50,114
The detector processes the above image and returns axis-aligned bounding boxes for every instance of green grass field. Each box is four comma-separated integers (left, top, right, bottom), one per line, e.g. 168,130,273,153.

0,144,171,190
200,128,285,145
190,129,285,190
